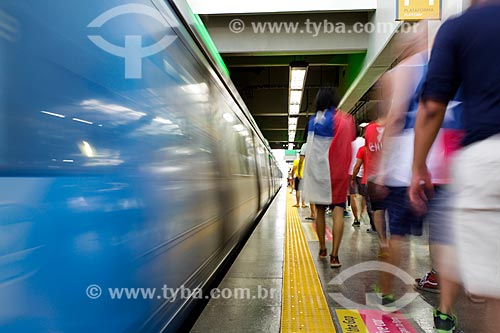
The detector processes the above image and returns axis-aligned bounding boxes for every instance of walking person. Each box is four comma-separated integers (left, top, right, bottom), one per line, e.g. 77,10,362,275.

302,87,356,268
410,2,500,331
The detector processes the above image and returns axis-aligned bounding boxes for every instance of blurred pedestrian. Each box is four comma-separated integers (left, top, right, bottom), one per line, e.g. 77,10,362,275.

303,87,356,268
410,2,500,332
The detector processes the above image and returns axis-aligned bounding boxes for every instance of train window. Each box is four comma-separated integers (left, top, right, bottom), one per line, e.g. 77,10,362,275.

0,4,219,180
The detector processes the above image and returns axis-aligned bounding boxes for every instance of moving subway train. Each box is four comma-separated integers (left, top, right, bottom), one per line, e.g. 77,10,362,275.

0,0,281,331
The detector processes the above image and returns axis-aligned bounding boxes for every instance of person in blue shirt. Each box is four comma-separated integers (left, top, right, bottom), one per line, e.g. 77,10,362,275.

410,1,500,332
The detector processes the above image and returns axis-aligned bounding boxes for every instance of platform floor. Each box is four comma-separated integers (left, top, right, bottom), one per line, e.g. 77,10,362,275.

191,186,490,333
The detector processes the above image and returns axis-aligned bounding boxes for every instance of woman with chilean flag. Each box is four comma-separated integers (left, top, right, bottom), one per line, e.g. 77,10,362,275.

303,88,356,268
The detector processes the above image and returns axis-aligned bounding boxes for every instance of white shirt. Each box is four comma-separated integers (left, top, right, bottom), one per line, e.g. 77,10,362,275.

349,136,365,177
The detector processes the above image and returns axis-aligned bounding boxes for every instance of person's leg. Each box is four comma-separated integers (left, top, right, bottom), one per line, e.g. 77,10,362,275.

380,236,404,296
331,205,345,257
301,192,307,208
373,209,387,247
438,277,460,315
361,195,367,214
486,299,500,333
364,188,377,232
350,194,359,221
311,203,316,218
306,203,316,219
315,204,327,254
295,179,300,207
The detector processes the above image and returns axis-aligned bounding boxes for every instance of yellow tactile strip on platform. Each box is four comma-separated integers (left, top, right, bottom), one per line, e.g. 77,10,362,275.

281,194,336,333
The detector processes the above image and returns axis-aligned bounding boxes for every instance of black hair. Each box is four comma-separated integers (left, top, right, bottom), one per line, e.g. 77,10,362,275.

315,87,340,112
356,126,364,138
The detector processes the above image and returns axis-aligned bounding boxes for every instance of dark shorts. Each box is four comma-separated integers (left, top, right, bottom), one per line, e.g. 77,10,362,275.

385,187,424,237
367,181,386,211
358,183,368,197
294,177,301,191
427,186,453,245
348,176,361,195
329,202,346,209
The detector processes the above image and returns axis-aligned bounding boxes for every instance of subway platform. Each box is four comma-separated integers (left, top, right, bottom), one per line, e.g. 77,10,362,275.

191,185,491,333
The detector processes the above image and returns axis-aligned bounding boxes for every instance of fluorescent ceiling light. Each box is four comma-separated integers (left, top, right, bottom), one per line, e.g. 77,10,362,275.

233,124,245,132
41,110,65,118
289,105,300,115
80,141,94,158
223,113,234,123
153,116,173,125
289,90,303,105
72,118,93,125
290,68,307,90
186,0,378,15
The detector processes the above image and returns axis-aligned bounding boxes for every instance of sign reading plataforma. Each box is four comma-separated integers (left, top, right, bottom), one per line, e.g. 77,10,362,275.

397,0,441,20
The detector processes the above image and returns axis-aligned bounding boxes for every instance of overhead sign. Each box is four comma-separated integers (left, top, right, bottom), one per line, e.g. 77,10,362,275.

396,0,441,21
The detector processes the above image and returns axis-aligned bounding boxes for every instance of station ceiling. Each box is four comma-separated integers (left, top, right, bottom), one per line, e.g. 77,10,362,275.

223,56,342,149
199,10,385,150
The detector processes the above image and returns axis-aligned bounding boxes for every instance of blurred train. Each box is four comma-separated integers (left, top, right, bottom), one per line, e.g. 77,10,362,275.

0,0,281,332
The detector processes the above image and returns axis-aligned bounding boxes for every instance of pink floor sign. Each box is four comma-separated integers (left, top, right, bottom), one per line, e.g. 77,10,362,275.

358,310,417,333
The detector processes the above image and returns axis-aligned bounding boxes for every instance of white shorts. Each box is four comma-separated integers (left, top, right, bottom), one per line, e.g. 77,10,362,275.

451,134,500,299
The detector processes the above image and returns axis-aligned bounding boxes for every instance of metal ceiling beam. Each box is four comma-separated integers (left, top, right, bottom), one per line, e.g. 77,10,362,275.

224,55,349,67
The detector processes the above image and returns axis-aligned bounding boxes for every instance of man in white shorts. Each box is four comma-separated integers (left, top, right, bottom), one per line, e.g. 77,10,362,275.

410,1,500,332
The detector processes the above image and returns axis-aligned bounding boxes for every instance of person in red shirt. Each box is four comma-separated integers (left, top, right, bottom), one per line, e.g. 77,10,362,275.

351,146,373,230
364,118,387,246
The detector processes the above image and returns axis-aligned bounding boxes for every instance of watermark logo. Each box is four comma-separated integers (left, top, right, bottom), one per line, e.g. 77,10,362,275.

86,284,102,299
228,18,418,37
229,18,245,33
86,284,279,302
87,4,177,79
328,261,420,311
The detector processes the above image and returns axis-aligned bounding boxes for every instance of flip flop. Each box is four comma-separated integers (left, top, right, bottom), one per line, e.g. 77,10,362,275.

292,204,300,207
305,217,315,220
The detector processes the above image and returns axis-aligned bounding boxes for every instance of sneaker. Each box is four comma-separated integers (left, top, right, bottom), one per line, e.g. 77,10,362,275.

330,255,341,268
379,294,397,312
434,309,457,333
415,270,440,294
352,220,361,227
318,248,328,258
343,210,350,218
373,288,397,312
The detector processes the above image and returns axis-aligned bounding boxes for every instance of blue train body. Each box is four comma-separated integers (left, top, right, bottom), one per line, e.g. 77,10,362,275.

0,1,281,331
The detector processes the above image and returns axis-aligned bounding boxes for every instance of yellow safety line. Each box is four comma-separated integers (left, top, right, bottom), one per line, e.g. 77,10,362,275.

304,223,320,242
281,193,336,333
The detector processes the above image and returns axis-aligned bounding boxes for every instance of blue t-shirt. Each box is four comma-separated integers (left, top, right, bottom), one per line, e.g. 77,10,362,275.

421,4,500,146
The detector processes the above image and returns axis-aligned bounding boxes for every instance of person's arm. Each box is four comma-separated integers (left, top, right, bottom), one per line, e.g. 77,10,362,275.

380,67,417,139
291,165,297,179
409,20,460,213
351,159,362,182
409,100,447,212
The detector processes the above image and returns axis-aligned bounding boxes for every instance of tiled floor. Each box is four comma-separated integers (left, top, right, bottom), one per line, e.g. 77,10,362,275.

192,187,490,332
